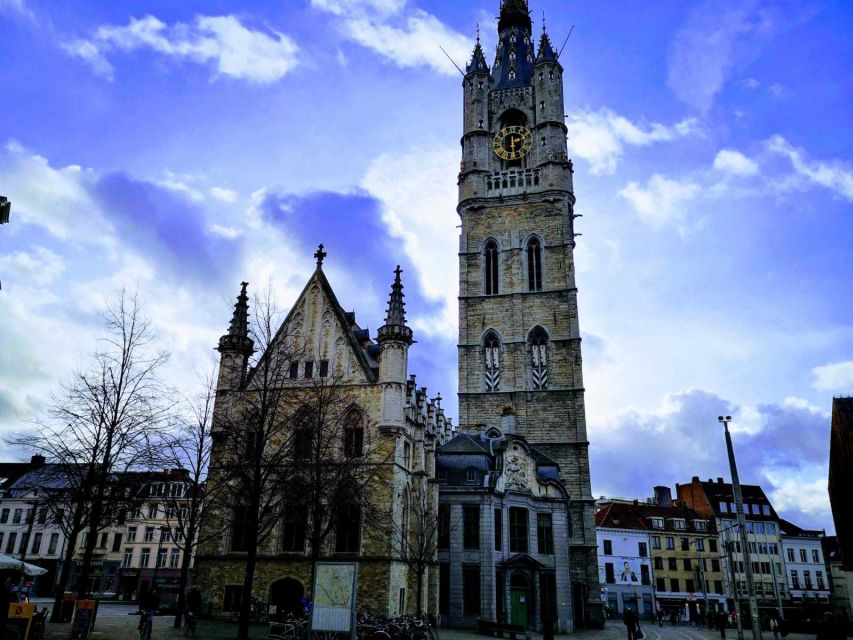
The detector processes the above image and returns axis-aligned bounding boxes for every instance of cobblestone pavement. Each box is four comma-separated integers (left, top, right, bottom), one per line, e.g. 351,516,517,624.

35,601,818,640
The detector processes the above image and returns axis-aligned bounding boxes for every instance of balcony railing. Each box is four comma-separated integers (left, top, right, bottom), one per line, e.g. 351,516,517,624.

486,169,541,195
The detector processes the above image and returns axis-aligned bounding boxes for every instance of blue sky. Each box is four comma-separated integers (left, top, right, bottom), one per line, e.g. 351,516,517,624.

1,0,851,532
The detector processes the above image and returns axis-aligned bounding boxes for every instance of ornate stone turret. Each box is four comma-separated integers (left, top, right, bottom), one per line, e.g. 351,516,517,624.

216,281,254,393
377,266,413,433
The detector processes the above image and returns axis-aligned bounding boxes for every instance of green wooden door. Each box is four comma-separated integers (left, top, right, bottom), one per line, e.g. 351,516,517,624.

510,588,528,627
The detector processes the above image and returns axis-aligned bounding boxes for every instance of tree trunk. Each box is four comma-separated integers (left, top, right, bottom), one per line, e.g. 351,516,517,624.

416,567,424,616
237,536,259,640
173,548,191,628
50,530,80,623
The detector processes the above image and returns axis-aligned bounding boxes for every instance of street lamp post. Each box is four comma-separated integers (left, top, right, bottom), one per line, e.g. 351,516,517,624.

718,416,762,640
724,532,745,640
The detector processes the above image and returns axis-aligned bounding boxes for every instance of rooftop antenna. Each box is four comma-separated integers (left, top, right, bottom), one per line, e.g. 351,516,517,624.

439,46,465,77
558,24,574,58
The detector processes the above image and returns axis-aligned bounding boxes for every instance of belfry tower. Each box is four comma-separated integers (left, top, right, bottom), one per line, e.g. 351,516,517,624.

456,0,600,621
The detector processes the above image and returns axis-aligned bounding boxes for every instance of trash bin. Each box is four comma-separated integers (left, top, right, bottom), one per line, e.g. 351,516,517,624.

542,615,554,640
60,594,77,622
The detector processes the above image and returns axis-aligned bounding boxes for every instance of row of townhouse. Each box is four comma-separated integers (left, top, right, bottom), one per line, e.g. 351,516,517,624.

0,457,196,606
596,480,831,621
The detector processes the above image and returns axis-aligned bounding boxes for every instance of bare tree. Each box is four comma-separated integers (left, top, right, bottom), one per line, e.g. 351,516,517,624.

158,366,219,628
8,290,172,619
391,485,442,615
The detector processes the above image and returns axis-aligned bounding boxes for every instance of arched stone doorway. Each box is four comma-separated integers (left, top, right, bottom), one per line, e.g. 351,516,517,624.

510,572,531,628
269,577,305,618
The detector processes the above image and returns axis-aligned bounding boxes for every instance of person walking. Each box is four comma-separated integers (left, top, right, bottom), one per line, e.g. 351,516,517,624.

715,610,728,639
623,606,639,640
656,608,663,628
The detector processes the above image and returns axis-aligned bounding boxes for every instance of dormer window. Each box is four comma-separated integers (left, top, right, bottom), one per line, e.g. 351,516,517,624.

465,468,479,484
671,518,686,530
650,517,664,529
438,469,448,484
694,520,708,531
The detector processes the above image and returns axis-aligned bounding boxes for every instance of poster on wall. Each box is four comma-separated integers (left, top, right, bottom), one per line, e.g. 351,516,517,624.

311,562,358,637
617,559,647,583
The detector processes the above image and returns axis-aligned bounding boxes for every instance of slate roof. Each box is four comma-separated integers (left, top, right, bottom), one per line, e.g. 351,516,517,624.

595,500,710,533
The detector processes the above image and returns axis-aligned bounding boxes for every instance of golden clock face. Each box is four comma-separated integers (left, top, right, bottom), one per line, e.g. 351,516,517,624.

493,126,533,161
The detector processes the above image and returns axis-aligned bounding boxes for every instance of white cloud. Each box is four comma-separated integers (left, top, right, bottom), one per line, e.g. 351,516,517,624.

312,0,405,16
0,247,66,287
566,108,700,176
667,1,767,112
619,174,701,228
812,361,853,392
312,0,469,76
65,15,299,84
0,143,109,243
713,149,759,176
210,187,238,203
361,145,459,338
767,134,853,201
765,470,831,517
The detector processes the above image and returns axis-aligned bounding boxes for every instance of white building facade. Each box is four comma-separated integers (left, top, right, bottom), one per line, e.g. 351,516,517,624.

780,522,830,605
596,526,655,618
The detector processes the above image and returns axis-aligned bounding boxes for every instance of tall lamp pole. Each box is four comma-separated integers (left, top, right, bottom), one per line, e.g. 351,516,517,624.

718,416,762,640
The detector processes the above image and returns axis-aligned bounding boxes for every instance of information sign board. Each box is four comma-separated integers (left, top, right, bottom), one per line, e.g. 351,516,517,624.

310,562,358,637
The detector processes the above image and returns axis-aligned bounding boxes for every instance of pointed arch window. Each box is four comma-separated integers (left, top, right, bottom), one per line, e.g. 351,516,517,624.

527,237,543,292
484,240,499,295
293,408,314,460
483,330,501,392
343,410,364,458
529,326,549,390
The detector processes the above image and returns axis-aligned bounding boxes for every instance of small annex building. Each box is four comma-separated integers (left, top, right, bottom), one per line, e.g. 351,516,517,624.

436,409,574,632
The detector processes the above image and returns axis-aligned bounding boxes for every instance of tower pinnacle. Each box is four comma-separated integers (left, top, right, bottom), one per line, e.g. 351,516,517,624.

218,281,254,356
467,24,488,72
377,265,413,344
228,282,249,337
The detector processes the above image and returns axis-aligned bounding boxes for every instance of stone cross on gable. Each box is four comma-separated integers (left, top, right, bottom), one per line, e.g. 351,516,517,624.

314,244,327,268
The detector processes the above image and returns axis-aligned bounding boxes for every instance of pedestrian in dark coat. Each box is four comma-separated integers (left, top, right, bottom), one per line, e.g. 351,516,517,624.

716,610,728,639
623,607,639,640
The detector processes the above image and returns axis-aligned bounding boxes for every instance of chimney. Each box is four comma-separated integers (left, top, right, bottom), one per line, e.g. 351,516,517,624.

717,477,724,484
692,476,700,483
501,406,516,434
30,455,45,468
654,486,673,507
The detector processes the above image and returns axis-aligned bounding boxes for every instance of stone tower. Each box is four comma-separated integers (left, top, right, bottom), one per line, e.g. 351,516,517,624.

456,0,600,622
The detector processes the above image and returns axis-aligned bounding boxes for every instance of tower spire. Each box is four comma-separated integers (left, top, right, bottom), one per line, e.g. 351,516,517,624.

537,21,557,62
467,23,488,72
227,282,249,338
377,265,413,344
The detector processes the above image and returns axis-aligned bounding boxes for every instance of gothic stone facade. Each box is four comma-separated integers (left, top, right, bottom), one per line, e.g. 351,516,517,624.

454,0,599,626
196,261,451,619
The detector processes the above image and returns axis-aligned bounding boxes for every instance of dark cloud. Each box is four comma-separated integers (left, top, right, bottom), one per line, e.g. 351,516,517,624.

90,172,240,283
590,389,832,530
260,189,459,412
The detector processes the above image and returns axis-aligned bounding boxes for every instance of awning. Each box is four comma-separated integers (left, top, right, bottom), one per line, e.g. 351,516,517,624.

0,554,48,576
